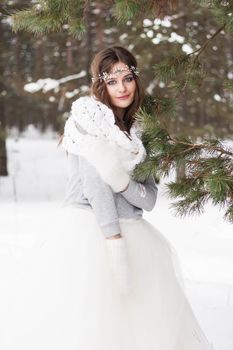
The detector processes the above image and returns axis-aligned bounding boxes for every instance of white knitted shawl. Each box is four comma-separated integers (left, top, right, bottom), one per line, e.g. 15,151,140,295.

62,95,146,174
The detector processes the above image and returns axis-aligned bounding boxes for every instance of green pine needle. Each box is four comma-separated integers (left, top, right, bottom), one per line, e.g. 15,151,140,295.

170,196,206,218
68,18,86,37
224,80,233,91
224,204,233,223
153,55,190,82
12,9,65,35
114,0,141,22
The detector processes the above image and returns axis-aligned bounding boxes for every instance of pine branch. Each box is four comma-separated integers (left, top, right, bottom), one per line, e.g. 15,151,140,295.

190,24,226,60
141,94,177,119
12,8,65,35
114,0,141,22
224,80,233,91
10,0,177,35
169,191,209,218
154,54,190,82
224,204,233,223
11,0,87,36
196,0,233,34
211,1,233,34
0,4,12,16
173,139,233,157
114,0,177,22
134,109,233,222
154,20,225,93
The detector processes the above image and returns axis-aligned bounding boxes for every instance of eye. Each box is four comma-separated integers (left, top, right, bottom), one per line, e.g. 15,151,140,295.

106,80,117,86
124,76,134,82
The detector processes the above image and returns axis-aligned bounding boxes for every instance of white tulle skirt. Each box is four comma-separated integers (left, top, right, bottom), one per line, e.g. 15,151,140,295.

0,206,212,350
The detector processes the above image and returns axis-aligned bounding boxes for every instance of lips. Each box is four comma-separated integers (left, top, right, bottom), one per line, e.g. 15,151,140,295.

117,95,130,100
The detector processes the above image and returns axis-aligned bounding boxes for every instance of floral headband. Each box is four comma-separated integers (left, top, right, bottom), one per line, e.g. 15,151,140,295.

91,64,139,83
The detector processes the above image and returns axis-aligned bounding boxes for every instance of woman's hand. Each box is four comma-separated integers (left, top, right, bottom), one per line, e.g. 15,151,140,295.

119,182,129,193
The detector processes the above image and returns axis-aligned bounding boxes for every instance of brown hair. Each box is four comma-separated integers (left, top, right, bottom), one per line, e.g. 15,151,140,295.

90,46,144,134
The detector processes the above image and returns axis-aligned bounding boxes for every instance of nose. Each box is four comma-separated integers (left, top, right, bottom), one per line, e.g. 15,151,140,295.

118,80,127,93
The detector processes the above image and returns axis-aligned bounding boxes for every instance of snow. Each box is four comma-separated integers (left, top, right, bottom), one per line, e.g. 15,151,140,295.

169,32,185,43
24,71,86,93
182,43,194,54
0,131,233,350
154,17,172,28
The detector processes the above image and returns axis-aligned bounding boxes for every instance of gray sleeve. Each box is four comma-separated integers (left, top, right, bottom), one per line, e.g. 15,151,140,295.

120,175,158,211
79,156,121,238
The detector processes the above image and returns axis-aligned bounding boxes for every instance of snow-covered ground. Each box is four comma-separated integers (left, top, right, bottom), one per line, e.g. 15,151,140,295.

0,128,233,350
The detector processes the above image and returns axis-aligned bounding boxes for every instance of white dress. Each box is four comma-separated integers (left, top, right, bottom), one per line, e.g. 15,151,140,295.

0,97,212,349
0,204,212,350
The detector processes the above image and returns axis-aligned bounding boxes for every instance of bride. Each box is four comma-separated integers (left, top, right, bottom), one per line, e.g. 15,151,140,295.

0,46,213,350
60,46,212,350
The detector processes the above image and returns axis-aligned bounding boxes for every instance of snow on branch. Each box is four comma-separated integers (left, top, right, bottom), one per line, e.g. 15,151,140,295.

24,71,86,93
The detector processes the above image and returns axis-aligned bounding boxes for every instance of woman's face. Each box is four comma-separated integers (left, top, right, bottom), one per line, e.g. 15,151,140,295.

105,61,136,109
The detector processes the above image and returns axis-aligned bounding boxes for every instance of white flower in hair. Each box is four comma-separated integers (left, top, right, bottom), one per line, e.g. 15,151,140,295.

91,65,140,83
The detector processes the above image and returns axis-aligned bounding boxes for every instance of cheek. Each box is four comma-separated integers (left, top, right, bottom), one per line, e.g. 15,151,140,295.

106,85,115,99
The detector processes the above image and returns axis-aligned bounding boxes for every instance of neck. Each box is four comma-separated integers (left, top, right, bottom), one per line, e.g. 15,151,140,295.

115,107,125,121
114,109,130,134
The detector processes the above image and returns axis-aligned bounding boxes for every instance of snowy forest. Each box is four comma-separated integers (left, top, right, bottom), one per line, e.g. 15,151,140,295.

1,0,233,221
0,1,233,349
0,1,232,138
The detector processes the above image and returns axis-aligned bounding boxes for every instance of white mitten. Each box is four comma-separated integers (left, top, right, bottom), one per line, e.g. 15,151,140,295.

81,137,130,193
106,237,132,295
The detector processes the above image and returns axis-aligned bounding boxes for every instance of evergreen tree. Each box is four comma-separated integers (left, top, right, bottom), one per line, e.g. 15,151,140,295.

134,108,233,223
8,0,233,222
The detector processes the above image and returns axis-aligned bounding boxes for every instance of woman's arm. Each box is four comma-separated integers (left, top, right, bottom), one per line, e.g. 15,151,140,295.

78,155,122,239
119,175,158,211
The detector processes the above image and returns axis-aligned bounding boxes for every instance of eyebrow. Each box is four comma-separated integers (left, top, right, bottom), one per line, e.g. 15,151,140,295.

106,73,133,81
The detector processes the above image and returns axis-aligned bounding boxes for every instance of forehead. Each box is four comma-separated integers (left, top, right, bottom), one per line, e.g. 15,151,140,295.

107,62,132,79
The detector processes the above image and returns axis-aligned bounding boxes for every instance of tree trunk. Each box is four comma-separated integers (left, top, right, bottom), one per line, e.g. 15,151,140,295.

34,39,45,79
95,2,105,51
0,143,8,176
85,3,93,84
0,86,8,176
0,16,8,176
